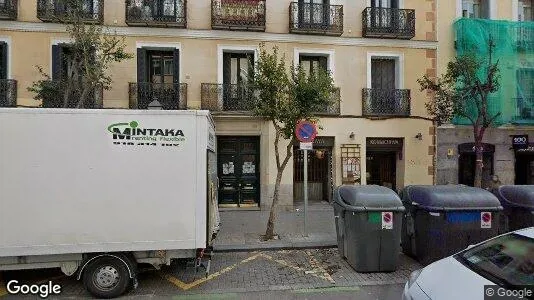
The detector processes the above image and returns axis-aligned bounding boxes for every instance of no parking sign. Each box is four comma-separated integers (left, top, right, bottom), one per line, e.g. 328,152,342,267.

481,212,492,229
382,212,393,230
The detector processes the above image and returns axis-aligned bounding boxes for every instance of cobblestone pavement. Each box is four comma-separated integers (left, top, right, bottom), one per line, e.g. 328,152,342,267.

0,248,420,299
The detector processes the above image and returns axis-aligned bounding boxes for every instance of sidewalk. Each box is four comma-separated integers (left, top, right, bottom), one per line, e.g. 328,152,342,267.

213,201,337,251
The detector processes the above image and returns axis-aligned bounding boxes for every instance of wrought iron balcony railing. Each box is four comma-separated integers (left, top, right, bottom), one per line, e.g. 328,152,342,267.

125,0,186,27
0,0,17,20
289,2,343,36
201,83,341,114
201,83,256,112
129,82,187,110
513,97,534,123
211,0,265,31
0,79,17,107
39,81,103,108
362,7,415,39
37,0,103,23
362,88,410,116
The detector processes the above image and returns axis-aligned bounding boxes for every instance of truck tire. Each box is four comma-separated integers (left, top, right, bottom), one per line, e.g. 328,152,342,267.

82,256,131,298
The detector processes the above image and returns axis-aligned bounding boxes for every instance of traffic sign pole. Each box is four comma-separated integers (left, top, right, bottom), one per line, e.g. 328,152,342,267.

304,149,308,237
295,120,317,238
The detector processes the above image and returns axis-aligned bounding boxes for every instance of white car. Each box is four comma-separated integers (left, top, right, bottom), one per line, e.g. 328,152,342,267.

403,227,534,300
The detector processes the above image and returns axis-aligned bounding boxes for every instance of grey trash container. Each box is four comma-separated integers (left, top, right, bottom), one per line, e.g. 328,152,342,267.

494,185,534,232
400,185,503,265
333,185,405,272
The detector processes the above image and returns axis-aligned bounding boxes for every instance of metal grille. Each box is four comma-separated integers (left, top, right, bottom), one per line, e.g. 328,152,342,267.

125,0,186,27
0,0,17,20
129,82,187,110
37,0,104,23
362,7,415,39
201,83,256,112
293,149,329,182
0,79,17,107
39,81,103,108
340,144,361,185
362,88,411,117
211,0,265,31
289,2,343,36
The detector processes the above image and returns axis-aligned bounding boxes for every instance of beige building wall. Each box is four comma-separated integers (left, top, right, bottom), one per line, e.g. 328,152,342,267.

4,0,438,209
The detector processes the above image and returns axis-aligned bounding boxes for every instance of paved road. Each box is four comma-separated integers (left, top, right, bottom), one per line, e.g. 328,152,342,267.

0,248,418,299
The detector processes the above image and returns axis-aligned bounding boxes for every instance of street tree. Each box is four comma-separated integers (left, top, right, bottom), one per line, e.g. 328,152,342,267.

418,41,500,188
29,0,132,108
251,44,336,240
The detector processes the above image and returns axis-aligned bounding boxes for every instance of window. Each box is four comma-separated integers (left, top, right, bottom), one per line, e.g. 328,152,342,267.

516,69,534,119
457,233,534,286
462,0,489,19
149,51,174,84
223,52,253,86
299,55,328,76
0,42,8,80
52,44,92,81
298,0,328,26
371,58,396,90
519,0,533,21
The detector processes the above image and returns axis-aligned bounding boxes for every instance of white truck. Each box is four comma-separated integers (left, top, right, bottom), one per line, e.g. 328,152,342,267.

0,108,220,298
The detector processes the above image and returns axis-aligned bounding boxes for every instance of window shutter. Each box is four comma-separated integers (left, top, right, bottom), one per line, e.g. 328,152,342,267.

137,48,147,83
390,0,399,9
223,52,231,85
0,42,7,80
51,44,63,80
173,48,180,83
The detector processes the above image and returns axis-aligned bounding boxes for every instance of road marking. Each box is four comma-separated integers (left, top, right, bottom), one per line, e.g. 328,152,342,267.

163,252,262,291
260,252,334,283
292,286,362,294
305,250,335,284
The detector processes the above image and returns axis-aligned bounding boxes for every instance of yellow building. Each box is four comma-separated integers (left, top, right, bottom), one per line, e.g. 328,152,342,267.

437,0,534,188
0,0,436,209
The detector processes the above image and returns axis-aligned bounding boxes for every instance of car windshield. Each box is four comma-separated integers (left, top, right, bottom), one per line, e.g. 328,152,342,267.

458,233,534,286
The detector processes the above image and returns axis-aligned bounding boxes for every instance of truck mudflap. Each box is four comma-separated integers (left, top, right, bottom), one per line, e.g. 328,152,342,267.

194,247,213,278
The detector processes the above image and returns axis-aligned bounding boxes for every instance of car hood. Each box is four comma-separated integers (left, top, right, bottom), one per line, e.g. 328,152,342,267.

416,256,494,300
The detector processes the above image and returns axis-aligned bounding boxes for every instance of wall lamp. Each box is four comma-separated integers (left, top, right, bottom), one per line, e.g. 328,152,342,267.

349,132,355,139
415,133,423,140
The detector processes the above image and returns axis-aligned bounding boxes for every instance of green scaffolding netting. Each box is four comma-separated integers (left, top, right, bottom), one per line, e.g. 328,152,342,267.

453,18,534,126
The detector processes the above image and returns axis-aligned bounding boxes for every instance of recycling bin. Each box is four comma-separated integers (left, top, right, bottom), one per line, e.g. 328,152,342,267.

333,185,405,272
400,185,503,265
494,185,534,232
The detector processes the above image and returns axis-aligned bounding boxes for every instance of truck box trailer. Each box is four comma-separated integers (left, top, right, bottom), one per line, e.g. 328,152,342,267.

0,108,220,298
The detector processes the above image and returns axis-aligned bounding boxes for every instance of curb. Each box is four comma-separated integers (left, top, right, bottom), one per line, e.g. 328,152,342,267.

213,242,338,253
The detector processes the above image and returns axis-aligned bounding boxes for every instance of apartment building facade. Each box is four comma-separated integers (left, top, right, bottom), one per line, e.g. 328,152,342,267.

0,0,436,210
437,0,534,188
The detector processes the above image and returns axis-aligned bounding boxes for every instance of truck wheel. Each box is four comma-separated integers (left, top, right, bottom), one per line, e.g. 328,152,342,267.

82,256,131,298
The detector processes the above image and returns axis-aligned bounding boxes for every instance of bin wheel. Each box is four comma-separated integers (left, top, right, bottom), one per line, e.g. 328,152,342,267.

82,256,131,298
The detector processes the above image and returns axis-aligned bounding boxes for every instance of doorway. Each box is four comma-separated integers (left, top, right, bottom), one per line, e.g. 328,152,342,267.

457,143,495,188
217,136,260,208
366,152,397,191
293,137,334,203
515,152,534,184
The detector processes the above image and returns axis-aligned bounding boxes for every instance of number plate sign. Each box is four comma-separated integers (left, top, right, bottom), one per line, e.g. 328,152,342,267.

512,135,529,150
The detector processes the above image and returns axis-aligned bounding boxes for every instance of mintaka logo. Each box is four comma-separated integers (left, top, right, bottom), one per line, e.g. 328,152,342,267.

107,121,185,147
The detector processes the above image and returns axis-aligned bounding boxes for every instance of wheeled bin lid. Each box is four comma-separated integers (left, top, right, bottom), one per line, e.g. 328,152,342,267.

495,185,534,209
401,185,502,211
334,185,405,212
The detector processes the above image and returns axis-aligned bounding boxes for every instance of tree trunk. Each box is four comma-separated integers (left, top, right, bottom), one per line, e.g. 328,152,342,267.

265,170,283,239
474,135,483,188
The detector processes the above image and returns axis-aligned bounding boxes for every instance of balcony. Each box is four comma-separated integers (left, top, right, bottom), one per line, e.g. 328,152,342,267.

0,79,17,107
211,0,265,31
512,97,534,124
125,0,186,28
37,0,103,23
129,83,187,110
362,88,410,117
201,83,340,115
0,0,17,20
362,7,415,39
289,2,343,36
39,81,103,108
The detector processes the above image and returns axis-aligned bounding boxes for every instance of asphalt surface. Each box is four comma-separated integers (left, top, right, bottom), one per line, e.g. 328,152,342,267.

0,248,418,299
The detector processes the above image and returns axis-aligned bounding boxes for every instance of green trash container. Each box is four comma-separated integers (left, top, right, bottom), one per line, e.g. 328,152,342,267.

333,185,405,272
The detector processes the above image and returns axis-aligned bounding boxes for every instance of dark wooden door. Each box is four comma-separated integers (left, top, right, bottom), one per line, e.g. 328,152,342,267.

458,153,494,188
366,152,396,191
217,136,260,207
